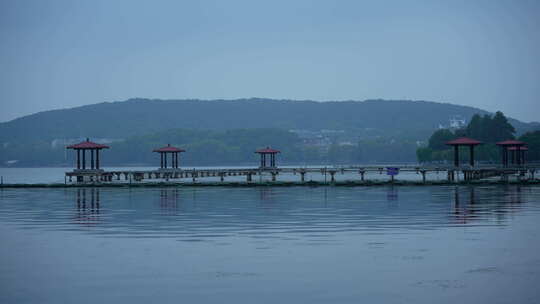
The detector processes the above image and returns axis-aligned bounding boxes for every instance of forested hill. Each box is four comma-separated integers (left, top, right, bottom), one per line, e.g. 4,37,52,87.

0,98,538,143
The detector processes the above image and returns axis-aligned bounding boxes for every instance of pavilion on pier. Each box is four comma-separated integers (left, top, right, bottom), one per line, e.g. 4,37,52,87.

255,147,280,168
508,146,528,165
497,140,527,167
66,138,110,171
153,144,185,169
445,137,482,167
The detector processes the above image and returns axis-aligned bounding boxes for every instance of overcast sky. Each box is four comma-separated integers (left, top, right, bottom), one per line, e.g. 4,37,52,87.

1,0,539,122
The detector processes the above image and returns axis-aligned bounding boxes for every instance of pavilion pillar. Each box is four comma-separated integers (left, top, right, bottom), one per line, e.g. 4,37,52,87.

469,145,475,167
175,152,178,168
516,148,521,166
96,149,100,169
160,153,164,168
454,145,459,167
522,150,526,166
91,149,95,169
164,152,168,168
82,149,86,169
77,149,81,169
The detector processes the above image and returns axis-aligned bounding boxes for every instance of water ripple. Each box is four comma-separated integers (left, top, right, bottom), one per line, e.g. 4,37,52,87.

1,185,539,243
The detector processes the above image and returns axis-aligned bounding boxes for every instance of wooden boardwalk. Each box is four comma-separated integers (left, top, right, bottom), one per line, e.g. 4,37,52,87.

65,165,539,184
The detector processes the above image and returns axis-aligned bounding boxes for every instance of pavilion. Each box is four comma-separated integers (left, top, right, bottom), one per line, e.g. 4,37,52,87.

497,140,526,167
508,146,528,166
445,137,483,167
66,138,110,171
255,147,280,168
153,144,185,169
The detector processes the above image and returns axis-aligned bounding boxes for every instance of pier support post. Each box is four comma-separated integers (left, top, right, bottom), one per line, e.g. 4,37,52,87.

447,170,455,182
330,171,336,183
300,172,305,182
359,170,365,181
421,170,426,183
220,173,224,182
271,172,277,182
247,173,252,182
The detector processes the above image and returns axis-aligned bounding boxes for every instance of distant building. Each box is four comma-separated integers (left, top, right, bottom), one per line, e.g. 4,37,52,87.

438,116,467,130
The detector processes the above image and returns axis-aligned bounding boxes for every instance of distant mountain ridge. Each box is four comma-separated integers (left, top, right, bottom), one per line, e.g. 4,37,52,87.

0,98,538,143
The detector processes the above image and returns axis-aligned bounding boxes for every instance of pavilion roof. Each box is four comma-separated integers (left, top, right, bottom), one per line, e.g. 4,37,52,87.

66,138,110,149
508,146,528,151
153,144,186,153
255,147,281,154
445,137,482,146
496,140,526,146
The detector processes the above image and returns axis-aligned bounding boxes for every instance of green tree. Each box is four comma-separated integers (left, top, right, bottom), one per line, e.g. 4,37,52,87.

490,111,515,142
519,131,540,161
466,114,483,140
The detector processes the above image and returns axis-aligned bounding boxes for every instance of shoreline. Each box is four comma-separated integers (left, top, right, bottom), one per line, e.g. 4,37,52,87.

1,179,539,188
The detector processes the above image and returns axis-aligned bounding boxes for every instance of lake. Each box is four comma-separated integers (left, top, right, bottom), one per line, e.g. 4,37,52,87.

1,185,539,303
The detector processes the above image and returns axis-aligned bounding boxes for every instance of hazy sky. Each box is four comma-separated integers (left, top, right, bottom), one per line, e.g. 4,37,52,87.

1,0,539,122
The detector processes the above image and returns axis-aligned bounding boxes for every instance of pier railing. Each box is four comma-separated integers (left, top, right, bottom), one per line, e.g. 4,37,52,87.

64,165,539,184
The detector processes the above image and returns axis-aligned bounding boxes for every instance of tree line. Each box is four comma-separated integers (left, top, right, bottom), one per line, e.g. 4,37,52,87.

417,111,540,163
1,128,420,167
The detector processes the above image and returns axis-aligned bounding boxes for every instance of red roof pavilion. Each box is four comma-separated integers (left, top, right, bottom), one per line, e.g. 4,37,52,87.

153,144,185,169
67,138,110,149
255,147,280,168
255,147,281,154
495,140,525,146
66,138,109,170
508,146,528,151
445,137,482,167
496,140,526,167
153,144,186,153
445,137,482,146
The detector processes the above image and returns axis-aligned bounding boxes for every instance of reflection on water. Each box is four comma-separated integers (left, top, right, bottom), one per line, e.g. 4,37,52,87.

75,188,100,225
451,186,525,225
1,185,538,241
1,185,540,304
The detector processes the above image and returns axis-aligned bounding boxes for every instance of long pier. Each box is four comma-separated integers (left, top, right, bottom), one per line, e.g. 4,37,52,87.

64,165,539,184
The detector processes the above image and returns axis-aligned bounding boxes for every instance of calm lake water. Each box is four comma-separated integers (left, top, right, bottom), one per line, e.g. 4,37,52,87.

1,185,540,303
